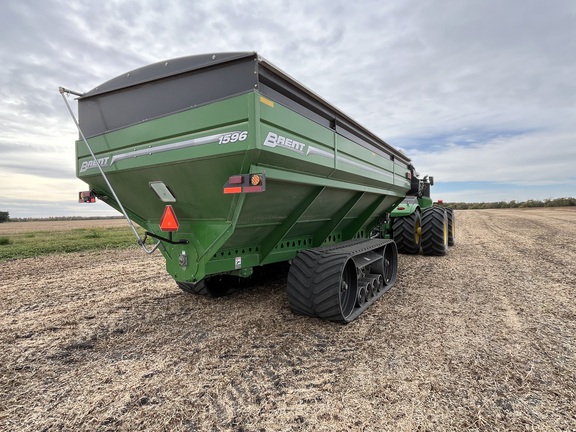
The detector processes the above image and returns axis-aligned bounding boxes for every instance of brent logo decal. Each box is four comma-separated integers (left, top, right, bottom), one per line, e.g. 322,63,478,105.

80,157,110,173
263,131,305,154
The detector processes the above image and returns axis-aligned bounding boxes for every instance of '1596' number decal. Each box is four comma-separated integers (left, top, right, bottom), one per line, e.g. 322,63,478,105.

219,131,248,144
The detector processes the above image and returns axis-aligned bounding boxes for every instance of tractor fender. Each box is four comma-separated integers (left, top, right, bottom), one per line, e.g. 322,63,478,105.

390,202,420,218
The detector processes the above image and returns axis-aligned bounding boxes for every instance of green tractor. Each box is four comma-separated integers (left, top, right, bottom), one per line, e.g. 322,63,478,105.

389,175,455,256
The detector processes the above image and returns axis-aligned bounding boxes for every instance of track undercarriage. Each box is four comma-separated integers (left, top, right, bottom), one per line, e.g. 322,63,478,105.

286,239,398,323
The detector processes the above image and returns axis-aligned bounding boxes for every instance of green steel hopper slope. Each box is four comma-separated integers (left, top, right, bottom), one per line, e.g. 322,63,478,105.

72,52,416,285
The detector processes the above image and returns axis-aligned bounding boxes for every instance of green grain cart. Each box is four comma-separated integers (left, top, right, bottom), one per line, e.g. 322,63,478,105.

60,52,454,323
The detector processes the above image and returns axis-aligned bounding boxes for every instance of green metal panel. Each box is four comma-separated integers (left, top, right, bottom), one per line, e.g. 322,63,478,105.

258,100,336,178
333,134,397,188
390,202,420,218
77,95,254,159
418,196,434,209
76,91,412,283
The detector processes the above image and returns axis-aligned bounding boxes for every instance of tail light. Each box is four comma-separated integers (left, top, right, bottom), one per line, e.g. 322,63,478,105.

224,173,266,194
79,191,96,203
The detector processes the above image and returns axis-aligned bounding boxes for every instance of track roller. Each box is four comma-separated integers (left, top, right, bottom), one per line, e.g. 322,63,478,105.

369,274,383,293
287,238,398,323
357,280,368,306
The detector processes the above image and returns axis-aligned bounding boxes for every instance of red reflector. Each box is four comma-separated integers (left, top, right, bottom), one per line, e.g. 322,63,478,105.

228,175,243,185
397,206,405,210
160,205,179,232
224,187,242,194
243,185,263,193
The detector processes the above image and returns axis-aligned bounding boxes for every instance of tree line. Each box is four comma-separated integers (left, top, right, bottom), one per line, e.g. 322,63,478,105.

442,197,576,210
0,213,123,223
1,197,575,222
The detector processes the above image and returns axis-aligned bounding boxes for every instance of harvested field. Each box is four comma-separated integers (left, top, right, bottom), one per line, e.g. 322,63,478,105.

1,208,575,431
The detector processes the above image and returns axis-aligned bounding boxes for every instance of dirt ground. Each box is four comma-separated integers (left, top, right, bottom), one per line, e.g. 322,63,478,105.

1,208,575,431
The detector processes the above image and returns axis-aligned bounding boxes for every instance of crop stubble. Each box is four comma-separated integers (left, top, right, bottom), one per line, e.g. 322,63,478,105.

0,208,575,431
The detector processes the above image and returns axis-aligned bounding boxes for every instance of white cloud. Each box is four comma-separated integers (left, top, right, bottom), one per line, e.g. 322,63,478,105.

0,0,575,216
408,131,576,185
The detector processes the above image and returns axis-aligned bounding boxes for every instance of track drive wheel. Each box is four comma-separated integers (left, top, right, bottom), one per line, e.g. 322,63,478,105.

381,242,398,289
392,210,421,254
338,260,358,318
421,207,448,256
446,207,456,246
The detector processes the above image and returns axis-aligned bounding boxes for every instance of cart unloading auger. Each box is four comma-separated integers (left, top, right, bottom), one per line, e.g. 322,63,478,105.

60,52,454,322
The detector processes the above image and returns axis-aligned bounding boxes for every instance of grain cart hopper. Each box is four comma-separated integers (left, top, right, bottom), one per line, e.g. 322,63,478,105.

60,52,451,323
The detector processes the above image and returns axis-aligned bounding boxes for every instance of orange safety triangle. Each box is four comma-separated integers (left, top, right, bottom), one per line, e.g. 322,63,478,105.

160,205,179,232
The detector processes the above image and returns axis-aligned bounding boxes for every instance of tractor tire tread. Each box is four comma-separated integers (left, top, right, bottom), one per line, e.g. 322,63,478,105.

421,207,448,256
392,211,421,254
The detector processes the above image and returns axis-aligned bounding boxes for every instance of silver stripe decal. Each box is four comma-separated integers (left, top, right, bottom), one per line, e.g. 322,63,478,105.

109,132,240,166
336,155,394,180
306,145,334,159
307,145,393,180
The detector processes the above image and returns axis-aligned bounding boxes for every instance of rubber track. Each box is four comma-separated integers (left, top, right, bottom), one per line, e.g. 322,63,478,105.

177,281,209,295
287,250,344,318
287,239,395,323
421,207,448,256
392,211,421,254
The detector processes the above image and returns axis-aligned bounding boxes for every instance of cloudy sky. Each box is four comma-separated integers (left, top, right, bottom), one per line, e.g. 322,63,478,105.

1,0,575,218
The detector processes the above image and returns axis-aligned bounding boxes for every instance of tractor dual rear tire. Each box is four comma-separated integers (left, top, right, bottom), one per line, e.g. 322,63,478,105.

392,210,421,254
446,207,456,246
421,207,448,256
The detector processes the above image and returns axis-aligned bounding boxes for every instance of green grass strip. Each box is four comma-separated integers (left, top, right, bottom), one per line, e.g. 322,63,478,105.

0,227,146,262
